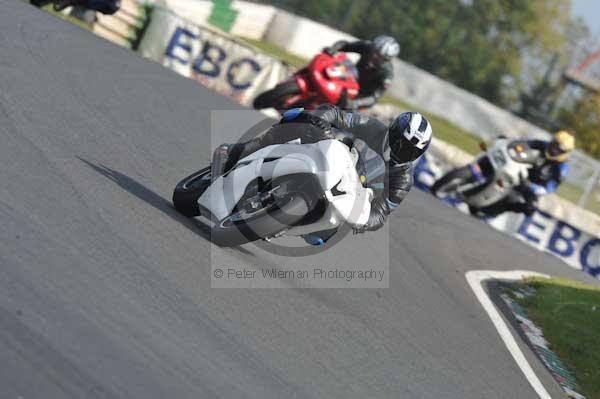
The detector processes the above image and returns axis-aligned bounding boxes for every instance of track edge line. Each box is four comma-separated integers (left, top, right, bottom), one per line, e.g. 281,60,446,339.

465,269,553,399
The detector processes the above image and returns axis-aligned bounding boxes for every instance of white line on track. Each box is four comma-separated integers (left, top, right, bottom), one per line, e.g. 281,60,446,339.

465,270,552,399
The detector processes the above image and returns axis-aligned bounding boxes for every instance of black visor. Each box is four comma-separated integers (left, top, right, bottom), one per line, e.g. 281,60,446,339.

548,141,566,157
389,134,427,164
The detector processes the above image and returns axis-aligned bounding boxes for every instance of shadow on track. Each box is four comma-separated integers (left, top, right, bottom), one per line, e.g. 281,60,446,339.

77,157,253,255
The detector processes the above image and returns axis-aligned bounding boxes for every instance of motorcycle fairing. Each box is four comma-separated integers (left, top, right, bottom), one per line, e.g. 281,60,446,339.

198,139,372,226
465,138,534,209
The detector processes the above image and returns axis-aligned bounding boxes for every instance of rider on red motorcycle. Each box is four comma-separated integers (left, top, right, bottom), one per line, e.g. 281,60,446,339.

324,35,399,109
252,51,360,110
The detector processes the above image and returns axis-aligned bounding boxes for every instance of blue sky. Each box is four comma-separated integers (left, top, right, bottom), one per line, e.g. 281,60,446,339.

572,0,600,35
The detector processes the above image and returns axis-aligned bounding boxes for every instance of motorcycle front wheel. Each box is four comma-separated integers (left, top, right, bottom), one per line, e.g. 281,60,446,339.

252,81,301,110
430,166,473,198
211,190,309,247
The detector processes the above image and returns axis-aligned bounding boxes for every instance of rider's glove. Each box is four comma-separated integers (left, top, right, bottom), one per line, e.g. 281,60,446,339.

280,109,332,135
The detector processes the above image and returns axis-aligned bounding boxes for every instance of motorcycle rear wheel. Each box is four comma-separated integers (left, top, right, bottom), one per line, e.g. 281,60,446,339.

252,81,301,110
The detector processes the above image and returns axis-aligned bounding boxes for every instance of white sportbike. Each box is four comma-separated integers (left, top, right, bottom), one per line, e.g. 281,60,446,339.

172,136,385,246
431,138,540,213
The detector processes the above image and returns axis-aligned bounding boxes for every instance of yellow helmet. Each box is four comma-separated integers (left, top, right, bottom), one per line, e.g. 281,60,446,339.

546,130,575,162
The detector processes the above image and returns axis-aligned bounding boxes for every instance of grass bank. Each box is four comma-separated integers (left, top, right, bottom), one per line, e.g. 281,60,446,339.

514,277,600,398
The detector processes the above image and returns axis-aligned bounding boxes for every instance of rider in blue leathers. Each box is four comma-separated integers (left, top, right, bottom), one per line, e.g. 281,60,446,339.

481,131,575,216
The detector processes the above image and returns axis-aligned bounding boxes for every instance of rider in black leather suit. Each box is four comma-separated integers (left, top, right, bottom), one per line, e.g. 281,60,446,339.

211,104,432,234
323,35,399,109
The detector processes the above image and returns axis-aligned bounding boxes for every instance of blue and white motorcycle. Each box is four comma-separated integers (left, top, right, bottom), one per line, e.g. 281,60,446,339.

431,138,538,213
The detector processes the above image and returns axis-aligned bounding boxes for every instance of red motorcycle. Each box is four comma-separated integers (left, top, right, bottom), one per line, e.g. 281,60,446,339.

253,52,360,110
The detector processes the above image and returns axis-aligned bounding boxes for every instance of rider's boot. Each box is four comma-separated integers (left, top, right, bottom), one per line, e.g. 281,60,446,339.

302,229,337,246
302,234,325,246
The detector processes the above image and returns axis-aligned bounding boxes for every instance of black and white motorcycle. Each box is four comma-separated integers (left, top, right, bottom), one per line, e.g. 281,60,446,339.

173,136,385,246
430,138,540,214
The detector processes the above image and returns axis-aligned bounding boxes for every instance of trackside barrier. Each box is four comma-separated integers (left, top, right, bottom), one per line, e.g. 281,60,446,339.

137,6,293,105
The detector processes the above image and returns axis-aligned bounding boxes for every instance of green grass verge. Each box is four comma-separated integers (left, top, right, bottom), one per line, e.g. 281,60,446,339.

515,277,600,399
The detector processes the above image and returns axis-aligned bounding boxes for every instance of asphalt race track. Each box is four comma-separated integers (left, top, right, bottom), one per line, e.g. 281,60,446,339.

1,2,599,398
